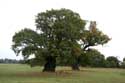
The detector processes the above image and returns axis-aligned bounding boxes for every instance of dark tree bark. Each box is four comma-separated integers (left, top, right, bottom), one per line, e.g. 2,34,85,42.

72,63,80,70
43,56,56,72
72,57,80,70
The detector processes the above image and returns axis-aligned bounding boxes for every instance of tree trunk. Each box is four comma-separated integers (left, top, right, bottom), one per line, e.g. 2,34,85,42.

72,57,80,70
43,56,56,72
72,63,80,70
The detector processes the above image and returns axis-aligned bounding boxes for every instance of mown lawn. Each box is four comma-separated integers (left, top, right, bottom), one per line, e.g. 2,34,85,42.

0,64,125,83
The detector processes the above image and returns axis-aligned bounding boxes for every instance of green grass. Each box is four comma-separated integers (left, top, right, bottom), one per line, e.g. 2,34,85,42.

0,64,125,83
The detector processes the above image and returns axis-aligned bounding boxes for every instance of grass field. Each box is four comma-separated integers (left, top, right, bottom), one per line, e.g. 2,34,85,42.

0,64,125,83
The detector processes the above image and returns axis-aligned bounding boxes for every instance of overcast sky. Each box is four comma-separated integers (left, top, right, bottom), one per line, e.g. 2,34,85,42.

0,0,125,60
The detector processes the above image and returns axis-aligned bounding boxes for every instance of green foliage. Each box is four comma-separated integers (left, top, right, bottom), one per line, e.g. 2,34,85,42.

119,57,125,68
123,57,125,62
77,21,110,68
105,56,119,68
120,61,125,68
12,9,110,70
12,28,42,57
80,49,105,67
81,22,110,50
36,9,86,40
12,8,86,71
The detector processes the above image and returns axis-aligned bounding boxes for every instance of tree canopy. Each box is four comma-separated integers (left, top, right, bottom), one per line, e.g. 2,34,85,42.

12,8,110,72
105,56,120,68
12,9,86,72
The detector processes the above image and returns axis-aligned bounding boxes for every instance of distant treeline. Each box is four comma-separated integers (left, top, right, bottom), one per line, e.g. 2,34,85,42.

0,58,24,64
1,56,125,69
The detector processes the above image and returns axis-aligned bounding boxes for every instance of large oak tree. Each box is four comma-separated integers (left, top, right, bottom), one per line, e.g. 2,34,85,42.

12,9,110,72
12,9,86,72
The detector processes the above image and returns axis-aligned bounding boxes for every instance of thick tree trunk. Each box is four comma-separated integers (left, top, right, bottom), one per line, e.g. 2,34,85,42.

43,56,56,72
72,58,80,70
72,64,80,70
72,63,80,70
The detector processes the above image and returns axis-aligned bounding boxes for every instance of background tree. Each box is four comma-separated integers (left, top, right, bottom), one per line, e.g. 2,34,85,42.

57,21,110,70
123,57,125,62
120,57,125,68
12,9,110,71
105,56,120,68
71,21,110,70
81,21,110,51
84,49,105,67
12,9,86,72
